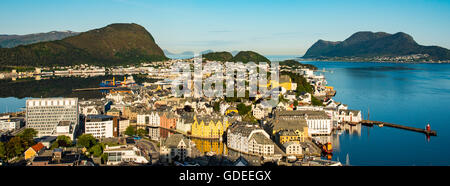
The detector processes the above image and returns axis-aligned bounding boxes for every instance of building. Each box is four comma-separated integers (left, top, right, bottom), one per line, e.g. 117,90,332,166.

227,122,275,156
118,119,130,135
160,134,194,164
26,98,79,137
0,118,22,132
104,145,149,165
160,112,177,130
274,110,332,135
85,115,118,139
30,148,94,166
24,142,45,160
137,111,160,127
176,113,194,134
338,110,362,123
55,121,76,141
271,119,309,142
191,115,229,139
282,142,303,157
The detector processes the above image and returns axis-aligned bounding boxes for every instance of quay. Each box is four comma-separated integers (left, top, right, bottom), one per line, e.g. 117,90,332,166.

360,120,437,136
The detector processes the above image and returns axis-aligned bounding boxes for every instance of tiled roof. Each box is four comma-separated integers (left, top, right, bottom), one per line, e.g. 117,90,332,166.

31,142,44,152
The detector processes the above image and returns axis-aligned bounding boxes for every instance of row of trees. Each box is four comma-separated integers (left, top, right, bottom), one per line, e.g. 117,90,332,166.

0,128,37,161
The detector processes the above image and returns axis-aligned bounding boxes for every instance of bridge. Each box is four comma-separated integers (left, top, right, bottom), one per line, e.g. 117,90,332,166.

360,120,437,136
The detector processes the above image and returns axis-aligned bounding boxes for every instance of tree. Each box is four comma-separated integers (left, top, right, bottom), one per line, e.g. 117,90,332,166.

213,101,221,112
0,142,6,160
5,137,27,159
51,135,73,149
77,134,97,149
18,128,37,142
137,129,148,137
90,144,104,157
237,103,252,116
311,96,324,106
125,126,136,137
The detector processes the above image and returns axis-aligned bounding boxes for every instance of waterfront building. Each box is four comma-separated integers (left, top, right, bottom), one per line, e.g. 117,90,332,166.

283,142,303,157
160,134,194,163
85,115,118,139
160,112,177,130
227,122,275,156
338,109,362,123
274,110,332,135
271,118,309,142
176,113,194,134
276,129,306,145
191,115,229,139
26,98,79,137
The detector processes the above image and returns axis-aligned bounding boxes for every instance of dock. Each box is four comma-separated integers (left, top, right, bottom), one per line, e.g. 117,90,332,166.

360,120,437,136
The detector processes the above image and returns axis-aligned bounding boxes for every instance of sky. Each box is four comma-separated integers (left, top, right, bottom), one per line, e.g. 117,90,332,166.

0,0,449,55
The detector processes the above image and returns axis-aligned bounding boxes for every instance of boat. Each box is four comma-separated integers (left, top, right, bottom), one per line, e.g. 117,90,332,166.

322,142,333,154
100,76,137,88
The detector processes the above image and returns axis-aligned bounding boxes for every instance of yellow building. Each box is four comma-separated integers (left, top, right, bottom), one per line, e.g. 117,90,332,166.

278,129,308,144
272,119,309,144
262,75,293,91
24,142,45,160
191,115,230,139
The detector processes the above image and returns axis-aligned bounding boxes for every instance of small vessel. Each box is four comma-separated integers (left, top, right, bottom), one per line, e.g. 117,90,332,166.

100,76,137,88
322,142,333,154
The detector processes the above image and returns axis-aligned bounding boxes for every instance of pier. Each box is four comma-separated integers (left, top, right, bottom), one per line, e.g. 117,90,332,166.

360,120,437,136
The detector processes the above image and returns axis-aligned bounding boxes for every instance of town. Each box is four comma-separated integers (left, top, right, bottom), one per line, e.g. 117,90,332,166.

0,57,366,167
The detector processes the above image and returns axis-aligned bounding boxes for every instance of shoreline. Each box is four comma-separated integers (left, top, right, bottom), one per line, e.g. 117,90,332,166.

298,59,450,64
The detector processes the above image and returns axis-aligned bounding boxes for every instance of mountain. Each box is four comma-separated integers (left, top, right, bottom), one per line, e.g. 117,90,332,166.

304,31,450,61
203,51,233,62
200,50,214,55
0,23,167,67
232,51,271,63
0,31,80,48
231,50,240,56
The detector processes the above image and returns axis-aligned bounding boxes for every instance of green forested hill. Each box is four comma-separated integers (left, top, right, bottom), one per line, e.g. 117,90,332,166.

0,23,167,67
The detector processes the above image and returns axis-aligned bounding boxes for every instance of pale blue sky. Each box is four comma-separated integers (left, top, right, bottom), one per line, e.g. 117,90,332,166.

1,0,449,55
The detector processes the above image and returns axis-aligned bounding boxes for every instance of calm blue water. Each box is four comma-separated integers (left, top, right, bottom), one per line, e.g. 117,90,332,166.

302,61,450,165
0,97,29,113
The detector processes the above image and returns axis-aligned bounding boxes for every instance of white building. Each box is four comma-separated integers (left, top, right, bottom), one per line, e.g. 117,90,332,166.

0,119,22,132
26,98,79,137
85,115,115,139
227,122,275,156
104,145,149,165
275,110,332,136
160,134,194,163
137,111,160,127
283,142,303,157
338,110,362,123
55,121,76,141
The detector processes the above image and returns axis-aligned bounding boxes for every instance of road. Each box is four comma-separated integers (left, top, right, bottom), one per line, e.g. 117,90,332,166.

136,139,160,165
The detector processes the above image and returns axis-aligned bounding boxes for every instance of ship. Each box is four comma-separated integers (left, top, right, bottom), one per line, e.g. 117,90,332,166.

100,76,137,88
